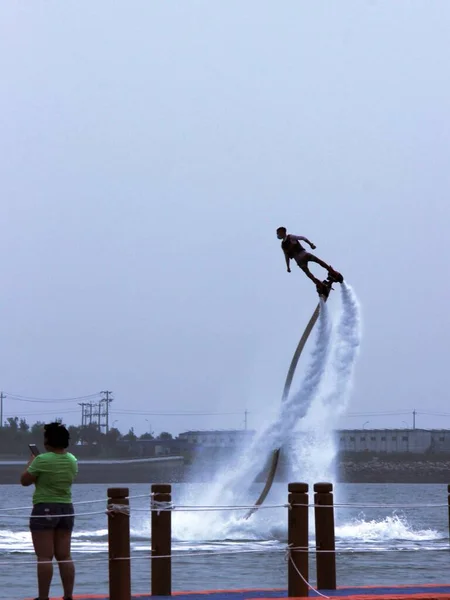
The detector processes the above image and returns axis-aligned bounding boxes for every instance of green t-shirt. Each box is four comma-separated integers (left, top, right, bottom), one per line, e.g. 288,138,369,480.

27,451,78,504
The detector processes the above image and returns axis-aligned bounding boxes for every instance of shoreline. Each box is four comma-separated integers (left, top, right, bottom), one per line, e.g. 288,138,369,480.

1,454,450,484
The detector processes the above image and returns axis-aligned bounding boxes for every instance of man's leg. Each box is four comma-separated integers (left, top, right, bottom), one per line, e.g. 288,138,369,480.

307,254,343,282
307,254,331,271
300,263,322,286
294,252,323,286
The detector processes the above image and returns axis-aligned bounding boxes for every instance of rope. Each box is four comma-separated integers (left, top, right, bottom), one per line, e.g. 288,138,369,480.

3,498,446,515
5,506,132,519
1,500,448,518
286,546,450,554
147,503,288,513
6,510,107,519
285,545,329,599
106,504,130,517
151,500,174,515
2,543,447,568
0,492,152,514
0,545,287,566
0,500,288,516
145,501,448,512
294,502,450,509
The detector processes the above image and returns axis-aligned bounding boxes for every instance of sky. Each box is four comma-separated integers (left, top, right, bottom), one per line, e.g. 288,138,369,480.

1,1,449,437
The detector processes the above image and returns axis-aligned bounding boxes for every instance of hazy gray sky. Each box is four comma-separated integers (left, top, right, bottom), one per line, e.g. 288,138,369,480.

1,1,449,436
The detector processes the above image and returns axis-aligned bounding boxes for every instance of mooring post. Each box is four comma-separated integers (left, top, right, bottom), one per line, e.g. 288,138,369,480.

447,484,450,542
107,487,131,600
288,482,309,597
151,483,172,596
314,482,336,590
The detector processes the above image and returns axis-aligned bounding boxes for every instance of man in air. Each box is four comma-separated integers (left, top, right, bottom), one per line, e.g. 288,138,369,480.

276,226,343,295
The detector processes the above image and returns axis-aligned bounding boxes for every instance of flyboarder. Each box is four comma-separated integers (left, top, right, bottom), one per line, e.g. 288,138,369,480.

276,226,344,296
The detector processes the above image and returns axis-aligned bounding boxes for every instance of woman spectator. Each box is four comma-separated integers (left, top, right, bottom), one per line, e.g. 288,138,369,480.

20,421,78,600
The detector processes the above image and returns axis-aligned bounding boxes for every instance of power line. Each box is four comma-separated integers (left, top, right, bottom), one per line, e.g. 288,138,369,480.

110,410,251,416
416,411,450,417
4,400,450,423
345,411,411,417
3,409,80,418
3,392,102,404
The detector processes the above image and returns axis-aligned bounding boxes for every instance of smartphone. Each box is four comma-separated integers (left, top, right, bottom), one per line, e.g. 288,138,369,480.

28,444,40,456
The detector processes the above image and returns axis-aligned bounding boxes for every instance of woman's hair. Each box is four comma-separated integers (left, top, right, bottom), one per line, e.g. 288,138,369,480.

44,422,70,449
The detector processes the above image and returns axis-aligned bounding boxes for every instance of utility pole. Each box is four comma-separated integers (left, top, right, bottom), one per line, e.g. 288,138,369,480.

413,409,416,430
101,390,113,434
79,402,87,427
0,392,4,428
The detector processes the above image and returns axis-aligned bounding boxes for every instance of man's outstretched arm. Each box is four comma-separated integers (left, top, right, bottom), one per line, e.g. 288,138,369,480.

290,234,316,249
284,251,291,273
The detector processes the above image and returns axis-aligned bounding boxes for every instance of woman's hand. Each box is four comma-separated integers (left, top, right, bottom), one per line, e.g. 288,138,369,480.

20,455,38,486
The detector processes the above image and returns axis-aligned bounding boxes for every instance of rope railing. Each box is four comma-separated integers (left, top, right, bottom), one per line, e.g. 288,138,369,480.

2,481,450,600
1,509,108,519
2,499,448,516
3,543,449,568
0,492,154,514
0,545,289,566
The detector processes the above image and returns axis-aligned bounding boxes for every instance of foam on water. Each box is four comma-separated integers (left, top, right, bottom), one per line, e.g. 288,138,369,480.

1,510,444,555
336,514,443,542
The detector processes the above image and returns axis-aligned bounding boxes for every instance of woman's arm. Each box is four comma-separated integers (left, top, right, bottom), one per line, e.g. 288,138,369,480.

20,456,38,486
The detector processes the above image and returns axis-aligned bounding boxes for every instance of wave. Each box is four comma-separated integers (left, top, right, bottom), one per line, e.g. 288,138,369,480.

0,508,445,560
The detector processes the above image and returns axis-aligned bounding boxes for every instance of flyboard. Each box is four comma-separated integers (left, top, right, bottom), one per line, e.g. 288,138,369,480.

243,273,340,520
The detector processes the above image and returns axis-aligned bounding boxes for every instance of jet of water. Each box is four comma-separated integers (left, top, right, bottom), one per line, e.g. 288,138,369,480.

326,281,362,413
289,282,362,487
202,297,333,508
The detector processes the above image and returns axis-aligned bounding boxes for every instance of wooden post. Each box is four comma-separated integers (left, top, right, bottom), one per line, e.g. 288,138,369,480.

107,487,131,600
288,482,309,597
151,483,172,596
314,482,336,590
447,484,450,542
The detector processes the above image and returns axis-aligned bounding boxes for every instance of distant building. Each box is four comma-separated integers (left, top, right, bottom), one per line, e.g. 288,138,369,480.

176,428,450,455
337,428,450,454
178,429,256,448
118,437,189,457
116,428,450,457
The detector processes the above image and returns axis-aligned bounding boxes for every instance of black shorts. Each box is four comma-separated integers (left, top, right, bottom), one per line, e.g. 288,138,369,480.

293,250,313,268
30,503,75,532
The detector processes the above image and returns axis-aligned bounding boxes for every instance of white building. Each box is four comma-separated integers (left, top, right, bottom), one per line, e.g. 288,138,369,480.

337,428,450,454
178,428,450,454
178,429,255,448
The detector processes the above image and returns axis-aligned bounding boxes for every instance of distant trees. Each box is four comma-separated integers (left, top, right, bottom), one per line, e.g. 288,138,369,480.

67,425,81,445
122,427,137,442
0,417,174,457
31,421,46,435
0,417,34,455
105,427,122,446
